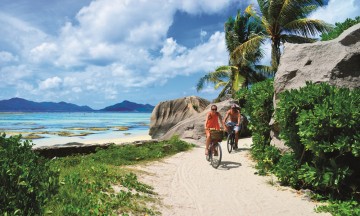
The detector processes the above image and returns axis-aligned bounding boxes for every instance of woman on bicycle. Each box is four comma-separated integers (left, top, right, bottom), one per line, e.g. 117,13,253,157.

204,105,224,155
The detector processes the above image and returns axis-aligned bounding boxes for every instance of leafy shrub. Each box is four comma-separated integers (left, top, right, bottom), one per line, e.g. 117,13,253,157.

321,16,360,41
254,145,281,176
275,82,360,196
0,134,59,215
241,79,274,148
316,200,360,216
273,153,300,188
235,79,275,174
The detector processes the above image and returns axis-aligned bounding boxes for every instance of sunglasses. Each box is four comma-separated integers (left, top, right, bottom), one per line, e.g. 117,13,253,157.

211,108,217,111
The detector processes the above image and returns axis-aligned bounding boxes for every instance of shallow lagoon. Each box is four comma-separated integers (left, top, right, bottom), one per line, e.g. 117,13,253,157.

0,112,151,147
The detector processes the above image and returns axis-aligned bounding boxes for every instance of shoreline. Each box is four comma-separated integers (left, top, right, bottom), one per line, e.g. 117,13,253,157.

29,130,152,147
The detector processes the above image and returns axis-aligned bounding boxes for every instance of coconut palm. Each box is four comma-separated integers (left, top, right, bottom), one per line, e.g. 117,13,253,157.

226,10,272,85
196,65,244,102
245,0,332,71
196,10,270,101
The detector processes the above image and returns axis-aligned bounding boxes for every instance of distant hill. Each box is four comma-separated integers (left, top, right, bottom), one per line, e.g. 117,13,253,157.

0,98,94,112
0,98,154,112
100,100,154,112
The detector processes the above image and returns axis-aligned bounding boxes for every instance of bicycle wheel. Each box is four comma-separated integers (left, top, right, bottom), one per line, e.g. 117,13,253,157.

211,142,222,169
227,133,234,153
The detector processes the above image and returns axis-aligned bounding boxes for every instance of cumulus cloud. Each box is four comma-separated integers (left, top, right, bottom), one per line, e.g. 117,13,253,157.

310,0,360,24
0,51,18,63
0,0,274,106
39,76,62,90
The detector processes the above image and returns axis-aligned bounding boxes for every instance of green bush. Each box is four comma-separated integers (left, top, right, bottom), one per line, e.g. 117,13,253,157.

275,82,360,196
235,79,275,174
254,145,281,176
316,199,360,216
0,134,59,215
241,79,274,148
273,153,300,188
321,16,360,41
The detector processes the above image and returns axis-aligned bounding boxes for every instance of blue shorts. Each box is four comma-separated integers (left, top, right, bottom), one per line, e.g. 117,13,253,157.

226,122,240,132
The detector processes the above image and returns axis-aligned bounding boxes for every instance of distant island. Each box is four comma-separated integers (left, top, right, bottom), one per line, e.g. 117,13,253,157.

0,97,154,112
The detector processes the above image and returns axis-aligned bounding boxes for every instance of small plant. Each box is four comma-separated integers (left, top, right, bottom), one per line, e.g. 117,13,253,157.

321,16,360,41
316,199,360,216
0,133,59,215
45,136,193,215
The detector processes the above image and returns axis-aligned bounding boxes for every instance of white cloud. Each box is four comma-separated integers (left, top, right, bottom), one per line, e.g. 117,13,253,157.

30,42,58,63
0,51,18,63
39,76,62,90
150,31,228,80
0,0,257,107
310,0,360,24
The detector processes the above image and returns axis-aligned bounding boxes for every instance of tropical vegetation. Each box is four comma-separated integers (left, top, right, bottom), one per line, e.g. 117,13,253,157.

197,0,332,100
0,134,193,215
236,80,360,216
197,9,270,101
321,16,360,41
244,0,332,71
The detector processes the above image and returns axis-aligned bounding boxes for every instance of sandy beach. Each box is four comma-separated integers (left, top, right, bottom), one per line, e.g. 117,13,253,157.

132,137,329,216
30,131,152,147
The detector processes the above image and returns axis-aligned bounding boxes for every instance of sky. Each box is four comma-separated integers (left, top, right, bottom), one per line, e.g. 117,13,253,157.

0,0,359,109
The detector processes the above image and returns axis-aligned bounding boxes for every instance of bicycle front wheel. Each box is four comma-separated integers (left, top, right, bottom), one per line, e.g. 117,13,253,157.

227,134,234,153
211,142,222,169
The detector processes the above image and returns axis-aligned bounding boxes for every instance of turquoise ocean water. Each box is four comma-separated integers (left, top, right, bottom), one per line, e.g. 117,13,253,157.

0,112,151,146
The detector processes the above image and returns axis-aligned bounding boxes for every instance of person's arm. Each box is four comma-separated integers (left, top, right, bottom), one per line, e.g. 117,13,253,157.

223,111,229,125
237,112,241,125
205,113,209,130
218,112,225,129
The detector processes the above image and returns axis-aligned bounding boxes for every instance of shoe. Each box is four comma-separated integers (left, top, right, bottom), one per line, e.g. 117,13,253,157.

205,149,209,155
234,145,238,150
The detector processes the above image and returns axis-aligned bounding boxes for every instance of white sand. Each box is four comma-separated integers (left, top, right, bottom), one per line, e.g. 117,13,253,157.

32,132,152,147
81,134,152,145
133,137,329,216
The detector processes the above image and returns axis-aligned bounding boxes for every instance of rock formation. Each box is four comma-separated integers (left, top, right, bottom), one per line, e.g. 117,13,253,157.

149,96,210,139
160,99,237,142
272,23,360,148
274,23,360,101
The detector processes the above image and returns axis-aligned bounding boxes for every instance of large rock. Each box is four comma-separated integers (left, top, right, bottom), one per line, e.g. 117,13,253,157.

160,99,237,142
149,96,210,139
274,23,360,101
272,23,360,148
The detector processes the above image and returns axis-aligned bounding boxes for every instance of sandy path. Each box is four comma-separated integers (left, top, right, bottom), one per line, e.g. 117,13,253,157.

134,137,329,216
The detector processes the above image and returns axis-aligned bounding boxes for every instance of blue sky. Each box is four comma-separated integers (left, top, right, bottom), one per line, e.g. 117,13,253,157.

0,0,359,109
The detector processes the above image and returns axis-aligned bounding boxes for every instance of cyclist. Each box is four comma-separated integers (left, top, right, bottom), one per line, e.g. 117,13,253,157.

204,105,225,155
223,104,241,149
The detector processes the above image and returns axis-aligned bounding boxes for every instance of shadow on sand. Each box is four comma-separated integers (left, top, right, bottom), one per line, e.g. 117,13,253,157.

219,161,242,170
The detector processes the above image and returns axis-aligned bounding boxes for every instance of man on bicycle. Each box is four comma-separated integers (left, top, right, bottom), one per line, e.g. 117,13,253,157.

223,104,241,150
204,105,225,155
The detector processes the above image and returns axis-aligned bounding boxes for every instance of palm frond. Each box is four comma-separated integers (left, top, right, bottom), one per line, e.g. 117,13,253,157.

231,34,265,64
233,72,246,91
284,18,333,37
281,34,317,43
254,65,275,76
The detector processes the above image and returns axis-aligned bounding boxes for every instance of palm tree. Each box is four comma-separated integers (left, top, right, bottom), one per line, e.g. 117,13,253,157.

245,0,332,71
196,65,244,102
226,10,271,85
196,10,269,101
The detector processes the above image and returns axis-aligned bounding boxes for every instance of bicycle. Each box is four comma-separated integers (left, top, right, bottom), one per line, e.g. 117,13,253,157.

226,122,238,153
206,129,223,169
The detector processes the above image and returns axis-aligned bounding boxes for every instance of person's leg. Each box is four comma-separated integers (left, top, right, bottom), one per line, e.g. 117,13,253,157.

205,130,211,155
234,126,240,149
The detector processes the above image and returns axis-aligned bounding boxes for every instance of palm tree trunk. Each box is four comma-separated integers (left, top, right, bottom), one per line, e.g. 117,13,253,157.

271,39,281,72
